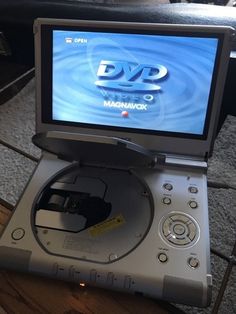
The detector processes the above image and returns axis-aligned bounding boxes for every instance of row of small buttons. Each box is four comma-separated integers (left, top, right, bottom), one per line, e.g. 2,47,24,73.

157,253,199,269
162,197,198,209
163,183,198,194
53,264,133,288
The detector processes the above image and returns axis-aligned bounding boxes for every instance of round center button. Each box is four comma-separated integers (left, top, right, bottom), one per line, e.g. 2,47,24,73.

173,224,186,236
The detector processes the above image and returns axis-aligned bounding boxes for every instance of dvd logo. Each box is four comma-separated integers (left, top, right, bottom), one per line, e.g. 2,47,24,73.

95,60,167,92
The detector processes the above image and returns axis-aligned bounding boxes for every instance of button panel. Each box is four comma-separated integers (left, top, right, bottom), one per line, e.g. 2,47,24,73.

161,213,199,247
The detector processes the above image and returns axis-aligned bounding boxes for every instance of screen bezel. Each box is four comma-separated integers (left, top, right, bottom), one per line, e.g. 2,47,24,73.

34,19,233,158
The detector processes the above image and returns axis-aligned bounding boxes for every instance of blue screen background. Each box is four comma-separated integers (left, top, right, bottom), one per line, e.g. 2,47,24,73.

52,30,218,135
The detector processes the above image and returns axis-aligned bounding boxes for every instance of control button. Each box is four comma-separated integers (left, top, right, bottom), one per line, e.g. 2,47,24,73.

189,186,198,194
109,253,118,261
124,276,131,289
163,183,173,191
168,236,191,246
74,271,80,281
188,222,197,240
106,272,114,286
69,266,80,281
90,269,97,282
189,200,198,209
158,252,168,263
162,197,171,205
162,218,172,236
69,266,74,279
57,266,66,279
11,228,25,240
173,223,186,236
52,263,59,276
188,257,200,269
170,214,189,224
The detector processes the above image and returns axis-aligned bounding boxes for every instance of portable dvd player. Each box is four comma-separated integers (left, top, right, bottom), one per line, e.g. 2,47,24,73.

0,19,234,307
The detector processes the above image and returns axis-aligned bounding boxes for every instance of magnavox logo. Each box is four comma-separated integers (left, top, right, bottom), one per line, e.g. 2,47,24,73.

104,101,147,110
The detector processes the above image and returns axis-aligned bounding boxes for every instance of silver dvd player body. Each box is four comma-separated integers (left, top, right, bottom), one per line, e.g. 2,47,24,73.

0,19,234,307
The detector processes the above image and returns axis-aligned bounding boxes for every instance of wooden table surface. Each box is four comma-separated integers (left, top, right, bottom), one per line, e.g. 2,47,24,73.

0,204,169,314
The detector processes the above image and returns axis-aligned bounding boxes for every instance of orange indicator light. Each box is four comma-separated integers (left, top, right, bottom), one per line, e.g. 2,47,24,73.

79,283,86,287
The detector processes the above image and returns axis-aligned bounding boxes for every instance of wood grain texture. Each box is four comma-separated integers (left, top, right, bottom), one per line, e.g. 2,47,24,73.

0,205,11,235
0,205,168,314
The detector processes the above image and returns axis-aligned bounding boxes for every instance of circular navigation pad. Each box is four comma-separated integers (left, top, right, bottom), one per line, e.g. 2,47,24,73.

161,212,199,247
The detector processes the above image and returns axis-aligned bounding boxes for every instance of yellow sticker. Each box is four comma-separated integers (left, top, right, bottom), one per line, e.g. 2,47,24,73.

89,214,125,237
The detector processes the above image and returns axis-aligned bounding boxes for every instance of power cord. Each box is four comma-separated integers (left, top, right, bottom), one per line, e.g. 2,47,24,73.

207,180,236,190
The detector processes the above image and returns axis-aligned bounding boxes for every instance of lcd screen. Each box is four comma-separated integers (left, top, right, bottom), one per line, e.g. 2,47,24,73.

51,30,218,136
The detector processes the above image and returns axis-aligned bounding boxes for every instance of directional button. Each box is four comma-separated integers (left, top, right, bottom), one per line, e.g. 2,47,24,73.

168,236,191,246
162,218,172,236
188,222,197,240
